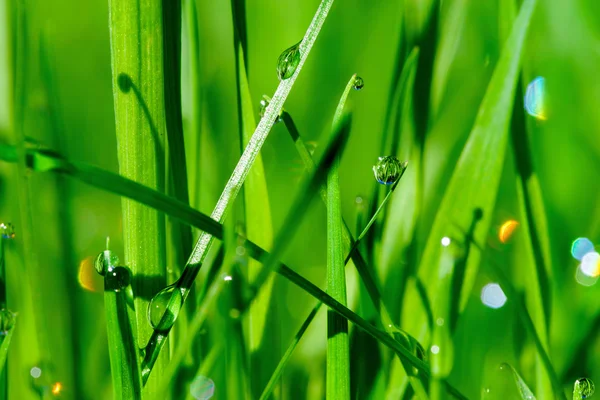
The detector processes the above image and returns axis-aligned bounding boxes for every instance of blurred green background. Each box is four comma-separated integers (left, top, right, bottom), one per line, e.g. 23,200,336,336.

1,0,599,399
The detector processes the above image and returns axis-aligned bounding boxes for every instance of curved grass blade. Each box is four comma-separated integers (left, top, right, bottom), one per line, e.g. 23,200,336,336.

503,363,536,400
405,0,538,343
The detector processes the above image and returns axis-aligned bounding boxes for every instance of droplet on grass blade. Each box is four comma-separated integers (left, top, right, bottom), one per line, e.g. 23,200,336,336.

190,376,215,400
147,284,183,332
0,308,16,334
524,76,547,120
277,42,301,80
353,76,364,90
104,266,131,292
581,252,600,277
481,283,507,309
372,156,405,185
94,250,119,276
571,237,595,261
0,222,15,239
574,378,595,399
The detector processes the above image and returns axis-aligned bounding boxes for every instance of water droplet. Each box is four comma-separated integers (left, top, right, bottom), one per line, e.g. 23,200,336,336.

277,42,301,80
575,378,595,399
499,220,519,243
524,76,547,120
581,252,600,277
441,237,451,247
481,283,507,309
190,376,215,400
104,266,131,292
0,222,15,239
372,156,406,185
353,76,364,90
148,285,183,332
0,309,16,334
94,250,119,276
572,237,595,261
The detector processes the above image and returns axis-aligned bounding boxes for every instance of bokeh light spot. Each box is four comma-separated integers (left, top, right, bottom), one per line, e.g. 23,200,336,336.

30,367,42,379
571,237,595,261
52,382,63,395
581,252,600,277
575,264,599,287
498,220,519,243
78,256,104,293
481,283,507,309
524,76,547,120
190,376,215,400
441,237,451,247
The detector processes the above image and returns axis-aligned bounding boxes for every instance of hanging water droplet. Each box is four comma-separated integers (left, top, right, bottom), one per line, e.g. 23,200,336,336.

372,156,406,185
353,76,364,90
148,285,183,332
0,222,15,239
104,266,131,292
94,250,119,276
190,375,215,400
0,308,16,334
277,41,301,80
574,377,595,399
117,73,133,93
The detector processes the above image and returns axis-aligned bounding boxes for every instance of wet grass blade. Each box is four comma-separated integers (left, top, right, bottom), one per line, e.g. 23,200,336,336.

406,0,538,342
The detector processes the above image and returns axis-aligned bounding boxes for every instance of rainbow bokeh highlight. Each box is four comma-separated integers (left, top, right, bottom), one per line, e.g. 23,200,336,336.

524,76,547,120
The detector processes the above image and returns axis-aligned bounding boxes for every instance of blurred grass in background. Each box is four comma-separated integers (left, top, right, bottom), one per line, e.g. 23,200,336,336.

0,0,599,399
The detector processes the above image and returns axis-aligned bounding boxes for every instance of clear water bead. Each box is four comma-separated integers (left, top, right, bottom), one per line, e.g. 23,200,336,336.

373,156,406,185
574,378,595,399
94,250,119,276
276,42,301,80
104,266,131,292
148,285,183,332
353,76,364,90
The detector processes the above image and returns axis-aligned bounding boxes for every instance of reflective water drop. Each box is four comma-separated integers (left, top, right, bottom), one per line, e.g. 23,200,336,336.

353,76,364,90
581,252,600,277
572,238,595,261
277,42,301,80
94,250,119,276
190,376,215,400
575,264,599,286
372,156,406,185
524,76,547,120
481,283,507,309
117,73,132,93
0,222,15,239
574,378,595,399
104,266,131,292
0,309,16,334
499,220,519,243
148,285,183,332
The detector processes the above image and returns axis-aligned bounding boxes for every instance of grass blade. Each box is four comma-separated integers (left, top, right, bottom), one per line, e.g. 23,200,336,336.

503,363,536,400
405,0,538,342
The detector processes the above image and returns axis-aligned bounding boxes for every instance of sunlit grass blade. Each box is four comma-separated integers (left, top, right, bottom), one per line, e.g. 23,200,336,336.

405,0,538,345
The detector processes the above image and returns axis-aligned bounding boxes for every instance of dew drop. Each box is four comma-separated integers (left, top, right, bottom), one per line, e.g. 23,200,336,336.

353,76,364,90
277,42,301,80
0,222,15,239
572,238,595,261
481,283,507,309
372,156,406,185
574,377,595,399
148,285,183,332
0,309,16,335
524,76,547,120
117,73,132,93
581,252,600,278
190,375,215,400
104,266,131,292
94,250,119,276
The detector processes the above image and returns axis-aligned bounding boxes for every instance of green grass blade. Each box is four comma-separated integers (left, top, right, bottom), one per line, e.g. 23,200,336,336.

0,312,16,377
259,302,323,400
230,0,275,359
108,0,169,392
326,75,357,399
406,0,538,341
503,363,536,400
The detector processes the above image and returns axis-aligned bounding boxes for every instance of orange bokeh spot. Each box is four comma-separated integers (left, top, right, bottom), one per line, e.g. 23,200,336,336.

499,220,519,244
78,256,103,293
51,382,63,395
